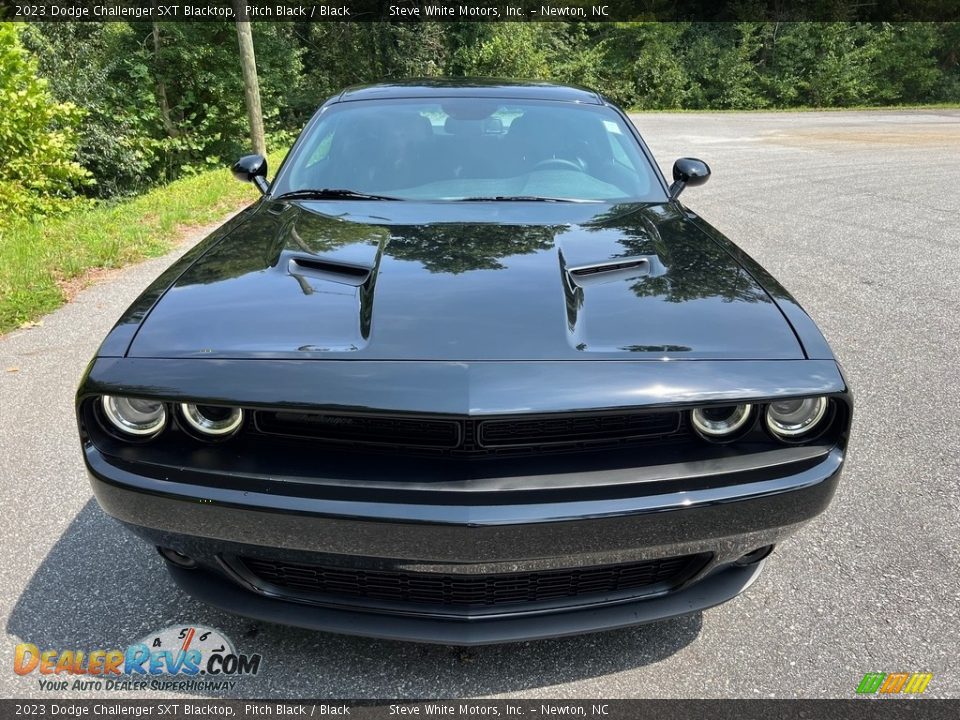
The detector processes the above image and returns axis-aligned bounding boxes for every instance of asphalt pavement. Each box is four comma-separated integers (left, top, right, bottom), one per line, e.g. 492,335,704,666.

1,110,958,699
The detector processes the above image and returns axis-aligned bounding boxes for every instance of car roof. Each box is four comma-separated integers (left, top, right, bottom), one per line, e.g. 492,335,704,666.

335,78,604,105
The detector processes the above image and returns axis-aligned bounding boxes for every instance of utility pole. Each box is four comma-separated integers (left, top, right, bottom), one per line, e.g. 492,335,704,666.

233,3,266,156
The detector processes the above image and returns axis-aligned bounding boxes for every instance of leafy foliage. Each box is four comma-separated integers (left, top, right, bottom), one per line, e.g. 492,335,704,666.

0,24,88,224
447,23,555,79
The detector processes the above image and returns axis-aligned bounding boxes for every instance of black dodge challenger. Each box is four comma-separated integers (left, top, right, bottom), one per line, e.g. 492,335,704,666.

77,80,851,644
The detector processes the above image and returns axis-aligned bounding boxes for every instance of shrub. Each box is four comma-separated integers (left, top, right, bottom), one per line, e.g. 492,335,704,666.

0,24,88,225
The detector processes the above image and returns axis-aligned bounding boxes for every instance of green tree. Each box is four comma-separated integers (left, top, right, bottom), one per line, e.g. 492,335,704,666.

872,23,944,103
144,22,302,176
20,23,162,197
0,25,88,225
599,23,692,109
765,23,881,107
684,23,769,109
22,21,302,195
549,23,610,92
290,22,447,125
447,23,555,79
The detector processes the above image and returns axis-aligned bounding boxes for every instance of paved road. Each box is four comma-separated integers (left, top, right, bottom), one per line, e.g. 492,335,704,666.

1,110,958,699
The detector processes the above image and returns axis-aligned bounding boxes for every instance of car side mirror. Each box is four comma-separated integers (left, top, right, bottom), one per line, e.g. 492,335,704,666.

669,158,710,199
232,154,269,195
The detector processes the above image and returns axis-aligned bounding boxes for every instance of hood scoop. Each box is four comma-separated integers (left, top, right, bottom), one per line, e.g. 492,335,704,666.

279,208,386,288
287,255,372,287
567,256,660,287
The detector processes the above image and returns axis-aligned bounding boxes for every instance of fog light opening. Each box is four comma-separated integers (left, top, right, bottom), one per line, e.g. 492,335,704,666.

735,545,775,567
158,547,197,569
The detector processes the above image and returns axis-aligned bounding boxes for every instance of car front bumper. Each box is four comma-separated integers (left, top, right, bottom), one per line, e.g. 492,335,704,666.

86,443,843,644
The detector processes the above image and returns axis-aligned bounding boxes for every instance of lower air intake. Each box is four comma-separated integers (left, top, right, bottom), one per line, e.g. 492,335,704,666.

238,554,709,610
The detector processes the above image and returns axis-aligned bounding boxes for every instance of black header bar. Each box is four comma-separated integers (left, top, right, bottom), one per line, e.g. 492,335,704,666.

2,0,959,23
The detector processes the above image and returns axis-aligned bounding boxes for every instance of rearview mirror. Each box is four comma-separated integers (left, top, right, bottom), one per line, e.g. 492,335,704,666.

669,158,710,199
232,154,269,195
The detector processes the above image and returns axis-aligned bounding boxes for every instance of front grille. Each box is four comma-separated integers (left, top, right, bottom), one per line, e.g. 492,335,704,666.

255,409,685,455
479,412,679,448
257,412,461,449
238,555,707,610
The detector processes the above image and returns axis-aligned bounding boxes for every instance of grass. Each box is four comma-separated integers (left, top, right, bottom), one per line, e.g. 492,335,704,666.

0,153,284,335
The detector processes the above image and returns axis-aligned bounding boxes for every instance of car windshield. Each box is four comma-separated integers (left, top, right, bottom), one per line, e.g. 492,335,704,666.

272,99,665,203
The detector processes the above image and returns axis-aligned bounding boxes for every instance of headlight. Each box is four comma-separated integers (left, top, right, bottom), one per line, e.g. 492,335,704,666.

766,397,828,439
180,403,244,437
101,396,167,437
691,404,753,441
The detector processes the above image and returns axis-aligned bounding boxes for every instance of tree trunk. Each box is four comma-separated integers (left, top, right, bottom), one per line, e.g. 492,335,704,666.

151,18,179,139
233,4,266,156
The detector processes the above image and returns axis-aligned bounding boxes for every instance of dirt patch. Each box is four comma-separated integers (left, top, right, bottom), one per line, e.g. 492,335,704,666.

53,266,119,304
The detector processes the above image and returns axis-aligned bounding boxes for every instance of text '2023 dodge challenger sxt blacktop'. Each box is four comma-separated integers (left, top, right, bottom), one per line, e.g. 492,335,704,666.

77,80,851,644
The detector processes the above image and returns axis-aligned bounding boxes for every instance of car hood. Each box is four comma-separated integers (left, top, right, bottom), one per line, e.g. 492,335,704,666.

127,201,803,361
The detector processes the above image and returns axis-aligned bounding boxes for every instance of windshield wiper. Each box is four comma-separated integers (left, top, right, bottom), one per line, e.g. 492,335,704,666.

457,195,594,203
274,188,402,201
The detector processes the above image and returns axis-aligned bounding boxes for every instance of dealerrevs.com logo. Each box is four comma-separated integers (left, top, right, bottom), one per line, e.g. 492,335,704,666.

14,625,262,693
